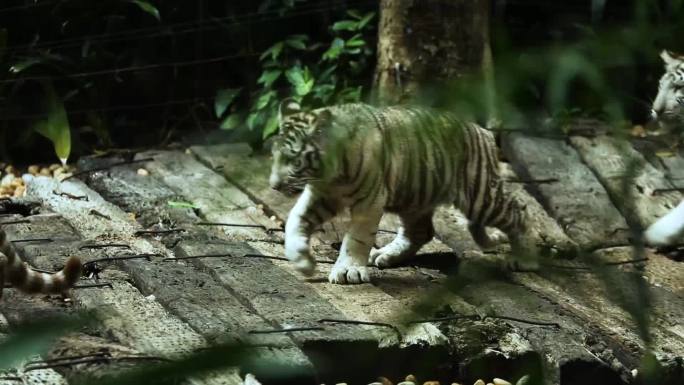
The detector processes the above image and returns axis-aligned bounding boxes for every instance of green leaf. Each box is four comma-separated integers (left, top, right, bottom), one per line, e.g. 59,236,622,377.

318,65,337,83
257,69,282,88
0,314,92,371
285,39,306,50
313,84,335,103
167,200,198,209
286,66,314,96
591,0,606,23
262,115,279,139
336,86,362,103
256,90,275,110
220,114,242,130
33,82,71,164
247,111,264,130
299,80,314,96
285,34,309,50
90,341,308,385
345,34,365,47
638,351,666,385
130,0,161,21
260,41,284,61
285,66,304,87
332,20,359,31
346,9,363,20
214,88,241,118
323,38,345,61
9,57,43,74
358,11,376,29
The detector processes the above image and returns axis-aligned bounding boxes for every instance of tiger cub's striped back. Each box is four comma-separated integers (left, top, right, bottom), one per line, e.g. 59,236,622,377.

1,228,82,298
270,100,531,284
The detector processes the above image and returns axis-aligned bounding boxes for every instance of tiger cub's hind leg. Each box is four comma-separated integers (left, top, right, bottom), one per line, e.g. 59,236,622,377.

370,211,435,268
468,223,508,251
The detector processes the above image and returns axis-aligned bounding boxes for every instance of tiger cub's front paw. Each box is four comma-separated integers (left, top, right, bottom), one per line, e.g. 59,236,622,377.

285,236,316,276
328,259,371,284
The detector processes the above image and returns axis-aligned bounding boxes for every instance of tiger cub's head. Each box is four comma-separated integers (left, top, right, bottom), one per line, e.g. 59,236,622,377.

269,99,332,195
652,50,684,129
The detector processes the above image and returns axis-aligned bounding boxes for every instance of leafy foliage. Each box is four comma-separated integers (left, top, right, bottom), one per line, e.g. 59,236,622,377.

215,8,376,140
0,313,93,370
0,0,166,162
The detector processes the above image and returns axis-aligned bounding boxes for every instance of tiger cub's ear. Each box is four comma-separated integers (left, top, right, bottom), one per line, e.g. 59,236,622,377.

315,110,332,127
661,50,684,68
279,98,302,118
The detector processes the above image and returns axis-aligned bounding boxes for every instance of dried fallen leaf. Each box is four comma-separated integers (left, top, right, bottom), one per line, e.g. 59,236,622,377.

655,150,675,158
13,185,25,197
631,124,646,137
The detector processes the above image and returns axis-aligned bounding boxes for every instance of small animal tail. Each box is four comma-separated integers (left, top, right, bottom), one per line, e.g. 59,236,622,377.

0,229,82,298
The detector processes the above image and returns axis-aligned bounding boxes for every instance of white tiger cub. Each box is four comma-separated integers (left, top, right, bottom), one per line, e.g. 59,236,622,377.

269,99,533,284
644,50,684,246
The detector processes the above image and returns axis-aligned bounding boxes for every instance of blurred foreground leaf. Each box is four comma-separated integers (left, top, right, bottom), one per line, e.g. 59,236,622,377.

0,313,93,370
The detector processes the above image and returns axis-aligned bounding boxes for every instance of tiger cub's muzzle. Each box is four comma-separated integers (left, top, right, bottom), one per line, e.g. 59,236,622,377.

269,174,304,196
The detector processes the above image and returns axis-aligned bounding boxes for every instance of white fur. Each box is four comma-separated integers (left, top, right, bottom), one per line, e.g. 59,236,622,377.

328,204,382,284
284,186,316,275
644,200,684,246
242,374,262,385
651,50,684,127
369,227,413,267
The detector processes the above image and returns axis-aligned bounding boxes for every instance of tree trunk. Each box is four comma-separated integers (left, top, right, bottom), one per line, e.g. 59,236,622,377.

373,0,492,107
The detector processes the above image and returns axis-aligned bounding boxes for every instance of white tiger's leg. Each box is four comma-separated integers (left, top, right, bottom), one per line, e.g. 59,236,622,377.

370,211,434,268
285,186,339,276
468,223,508,251
329,204,383,284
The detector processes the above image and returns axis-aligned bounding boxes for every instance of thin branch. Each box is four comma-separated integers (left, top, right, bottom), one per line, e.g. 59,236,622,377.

62,158,155,182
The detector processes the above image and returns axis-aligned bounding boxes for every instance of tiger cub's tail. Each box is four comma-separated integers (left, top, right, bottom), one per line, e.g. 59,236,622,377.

0,229,82,298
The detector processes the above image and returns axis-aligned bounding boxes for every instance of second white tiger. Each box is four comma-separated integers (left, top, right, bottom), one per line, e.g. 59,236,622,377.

269,100,533,284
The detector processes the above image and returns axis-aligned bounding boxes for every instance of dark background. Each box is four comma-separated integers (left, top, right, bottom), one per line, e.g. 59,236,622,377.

0,0,681,163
